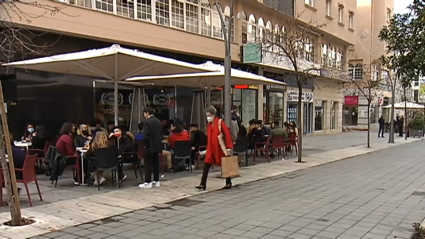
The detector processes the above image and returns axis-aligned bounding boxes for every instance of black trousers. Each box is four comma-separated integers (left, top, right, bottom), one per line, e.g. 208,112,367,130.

378,126,384,137
200,163,231,186
145,152,160,183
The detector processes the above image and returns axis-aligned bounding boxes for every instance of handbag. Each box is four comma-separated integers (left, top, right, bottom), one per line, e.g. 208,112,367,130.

217,119,228,155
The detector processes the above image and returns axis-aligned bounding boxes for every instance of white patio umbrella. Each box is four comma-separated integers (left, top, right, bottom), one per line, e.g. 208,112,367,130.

126,61,287,88
383,101,425,109
2,44,216,124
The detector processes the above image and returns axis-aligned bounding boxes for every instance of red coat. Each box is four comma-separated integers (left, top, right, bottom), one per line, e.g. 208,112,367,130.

56,134,76,156
168,130,189,148
205,118,233,166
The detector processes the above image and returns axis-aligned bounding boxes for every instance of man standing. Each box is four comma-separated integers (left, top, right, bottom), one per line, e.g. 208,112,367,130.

139,107,163,189
378,116,385,138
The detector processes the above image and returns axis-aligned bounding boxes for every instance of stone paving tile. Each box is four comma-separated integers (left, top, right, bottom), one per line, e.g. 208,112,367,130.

31,140,425,239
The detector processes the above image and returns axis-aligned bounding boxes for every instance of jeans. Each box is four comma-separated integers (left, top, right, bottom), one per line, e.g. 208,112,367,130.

200,163,231,186
144,152,160,183
378,126,384,137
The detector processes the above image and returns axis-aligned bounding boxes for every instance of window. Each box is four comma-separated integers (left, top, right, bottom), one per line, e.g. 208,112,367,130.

116,0,134,18
321,44,328,66
372,65,379,81
381,70,389,82
156,0,170,26
305,0,313,6
349,64,354,79
186,1,199,33
242,21,248,43
171,0,184,29
305,38,314,62
136,0,152,21
386,8,391,22
354,64,363,80
95,0,113,12
336,49,341,69
248,14,257,42
349,11,354,28
201,7,212,36
224,15,235,42
338,5,344,23
212,10,222,38
328,46,335,67
326,0,331,16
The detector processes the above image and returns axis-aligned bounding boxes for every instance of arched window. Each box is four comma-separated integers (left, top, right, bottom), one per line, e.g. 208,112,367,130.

212,6,222,38
248,14,257,42
241,11,248,43
224,6,234,42
200,2,212,36
258,18,265,40
265,21,272,42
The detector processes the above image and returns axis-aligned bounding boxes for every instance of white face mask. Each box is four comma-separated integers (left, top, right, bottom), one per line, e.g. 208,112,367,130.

206,116,213,122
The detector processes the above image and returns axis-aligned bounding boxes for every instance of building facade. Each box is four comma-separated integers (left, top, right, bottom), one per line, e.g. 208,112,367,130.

346,0,395,126
1,0,354,135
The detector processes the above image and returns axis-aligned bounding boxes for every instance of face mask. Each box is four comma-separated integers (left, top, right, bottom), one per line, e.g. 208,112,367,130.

82,130,89,135
28,128,34,133
114,132,121,138
206,116,213,123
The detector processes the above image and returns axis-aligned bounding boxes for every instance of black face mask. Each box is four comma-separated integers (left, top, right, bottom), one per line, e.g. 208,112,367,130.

82,130,89,135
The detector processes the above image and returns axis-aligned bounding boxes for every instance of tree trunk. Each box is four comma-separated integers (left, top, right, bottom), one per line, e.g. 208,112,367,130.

297,84,303,163
389,88,395,143
0,84,22,226
404,86,407,140
367,101,371,148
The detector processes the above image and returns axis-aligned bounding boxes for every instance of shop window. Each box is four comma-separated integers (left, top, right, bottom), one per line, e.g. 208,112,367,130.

331,101,337,130
201,7,212,36
136,0,152,21
171,0,184,29
156,0,170,26
186,1,199,33
315,100,325,131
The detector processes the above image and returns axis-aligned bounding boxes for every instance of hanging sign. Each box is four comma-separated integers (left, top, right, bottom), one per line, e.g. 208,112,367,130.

287,91,313,102
233,85,259,89
101,92,123,106
344,96,359,106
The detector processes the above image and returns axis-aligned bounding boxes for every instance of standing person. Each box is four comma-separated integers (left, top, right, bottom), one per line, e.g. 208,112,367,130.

139,107,163,189
378,116,385,138
195,106,233,191
399,116,404,137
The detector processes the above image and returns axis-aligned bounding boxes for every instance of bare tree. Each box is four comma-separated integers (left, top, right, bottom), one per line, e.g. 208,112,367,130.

258,13,333,163
0,0,66,226
344,63,382,148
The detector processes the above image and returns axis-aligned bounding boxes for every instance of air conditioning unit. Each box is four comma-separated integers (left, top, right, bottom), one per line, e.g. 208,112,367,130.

349,46,355,51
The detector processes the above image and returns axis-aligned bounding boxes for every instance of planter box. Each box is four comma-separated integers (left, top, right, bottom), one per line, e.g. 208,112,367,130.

409,128,423,138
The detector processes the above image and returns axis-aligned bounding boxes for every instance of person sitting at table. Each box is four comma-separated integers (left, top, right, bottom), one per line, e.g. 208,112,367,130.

56,122,79,184
106,121,115,134
21,123,35,142
269,121,287,158
85,131,113,186
167,121,189,170
90,119,107,137
3,134,26,196
190,123,206,167
74,123,93,148
109,127,131,181
31,125,48,150
119,124,135,143
135,122,145,142
247,120,266,149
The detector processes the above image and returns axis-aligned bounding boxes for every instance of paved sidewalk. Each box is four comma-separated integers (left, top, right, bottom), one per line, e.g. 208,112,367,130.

34,140,425,239
0,133,418,239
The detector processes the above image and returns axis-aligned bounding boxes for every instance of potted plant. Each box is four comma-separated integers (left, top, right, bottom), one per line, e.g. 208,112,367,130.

409,112,425,138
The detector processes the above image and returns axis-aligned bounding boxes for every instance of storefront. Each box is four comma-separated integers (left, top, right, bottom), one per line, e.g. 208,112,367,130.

343,96,359,126
232,85,258,124
286,89,314,134
314,100,325,131
264,84,286,126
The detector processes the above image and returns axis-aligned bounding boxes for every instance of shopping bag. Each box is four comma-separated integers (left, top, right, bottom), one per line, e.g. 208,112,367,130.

221,156,240,178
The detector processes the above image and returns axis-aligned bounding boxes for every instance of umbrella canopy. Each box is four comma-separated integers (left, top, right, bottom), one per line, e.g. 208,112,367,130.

2,44,214,80
383,101,425,109
125,61,287,88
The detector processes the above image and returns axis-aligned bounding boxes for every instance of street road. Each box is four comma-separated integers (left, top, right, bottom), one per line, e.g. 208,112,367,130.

34,140,425,239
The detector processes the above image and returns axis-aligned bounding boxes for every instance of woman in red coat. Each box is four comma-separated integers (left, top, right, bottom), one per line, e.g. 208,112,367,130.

196,106,234,190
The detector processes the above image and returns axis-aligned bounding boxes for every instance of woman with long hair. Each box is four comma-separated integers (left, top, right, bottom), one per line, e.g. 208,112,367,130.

21,123,35,142
196,106,234,190
86,131,113,186
74,123,93,148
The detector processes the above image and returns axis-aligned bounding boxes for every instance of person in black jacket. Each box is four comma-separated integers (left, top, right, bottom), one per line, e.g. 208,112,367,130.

189,123,206,166
378,116,385,138
139,107,164,189
108,126,132,182
74,123,93,148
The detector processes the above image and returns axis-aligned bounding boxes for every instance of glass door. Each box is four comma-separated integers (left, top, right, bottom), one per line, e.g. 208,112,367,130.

267,92,284,126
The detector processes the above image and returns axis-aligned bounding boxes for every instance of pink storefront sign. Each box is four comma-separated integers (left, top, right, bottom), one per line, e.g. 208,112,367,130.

344,96,359,106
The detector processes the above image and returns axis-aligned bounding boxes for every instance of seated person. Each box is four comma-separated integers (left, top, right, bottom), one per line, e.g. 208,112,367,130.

85,132,115,186
189,123,206,166
90,120,107,137
108,126,132,181
21,123,35,142
56,122,79,184
4,134,26,195
269,121,287,158
247,120,266,149
238,121,247,138
74,123,93,148
31,125,48,150
167,121,189,170
135,122,145,142
262,121,272,136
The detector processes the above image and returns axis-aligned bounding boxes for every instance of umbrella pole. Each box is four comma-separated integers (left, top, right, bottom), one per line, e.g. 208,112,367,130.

114,54,119,126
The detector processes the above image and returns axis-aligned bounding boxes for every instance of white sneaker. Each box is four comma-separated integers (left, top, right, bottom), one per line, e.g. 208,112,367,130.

120,175,127,182
152,181,160,188
138,182,152,189
99,177,106,185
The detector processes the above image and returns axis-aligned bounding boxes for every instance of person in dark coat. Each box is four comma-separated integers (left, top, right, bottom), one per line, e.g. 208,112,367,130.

139,107,164,189
398,116,404,137
378,116,385,138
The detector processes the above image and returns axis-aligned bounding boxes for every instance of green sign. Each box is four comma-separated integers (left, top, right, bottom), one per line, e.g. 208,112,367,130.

241,43,262,63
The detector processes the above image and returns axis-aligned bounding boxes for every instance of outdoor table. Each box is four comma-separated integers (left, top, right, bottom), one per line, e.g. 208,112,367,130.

14,141,32,150
76,147,88,186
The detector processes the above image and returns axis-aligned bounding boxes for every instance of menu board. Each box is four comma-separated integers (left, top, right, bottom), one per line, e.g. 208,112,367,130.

287,105,298,123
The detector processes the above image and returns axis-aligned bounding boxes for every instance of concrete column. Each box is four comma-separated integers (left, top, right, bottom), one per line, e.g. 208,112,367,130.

258,67,264,121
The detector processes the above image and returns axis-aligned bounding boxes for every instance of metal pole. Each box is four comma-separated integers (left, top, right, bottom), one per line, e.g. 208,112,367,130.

114,54,119,126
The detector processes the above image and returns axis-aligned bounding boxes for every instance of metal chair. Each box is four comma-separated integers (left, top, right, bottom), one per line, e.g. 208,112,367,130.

121,142,143,180
173,141,193,173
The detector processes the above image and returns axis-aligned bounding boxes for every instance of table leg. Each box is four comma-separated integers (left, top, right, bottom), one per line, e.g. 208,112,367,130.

81,152,85,186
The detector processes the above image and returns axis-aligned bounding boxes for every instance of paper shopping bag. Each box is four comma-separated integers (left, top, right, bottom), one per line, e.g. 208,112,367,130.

221,156,240,178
